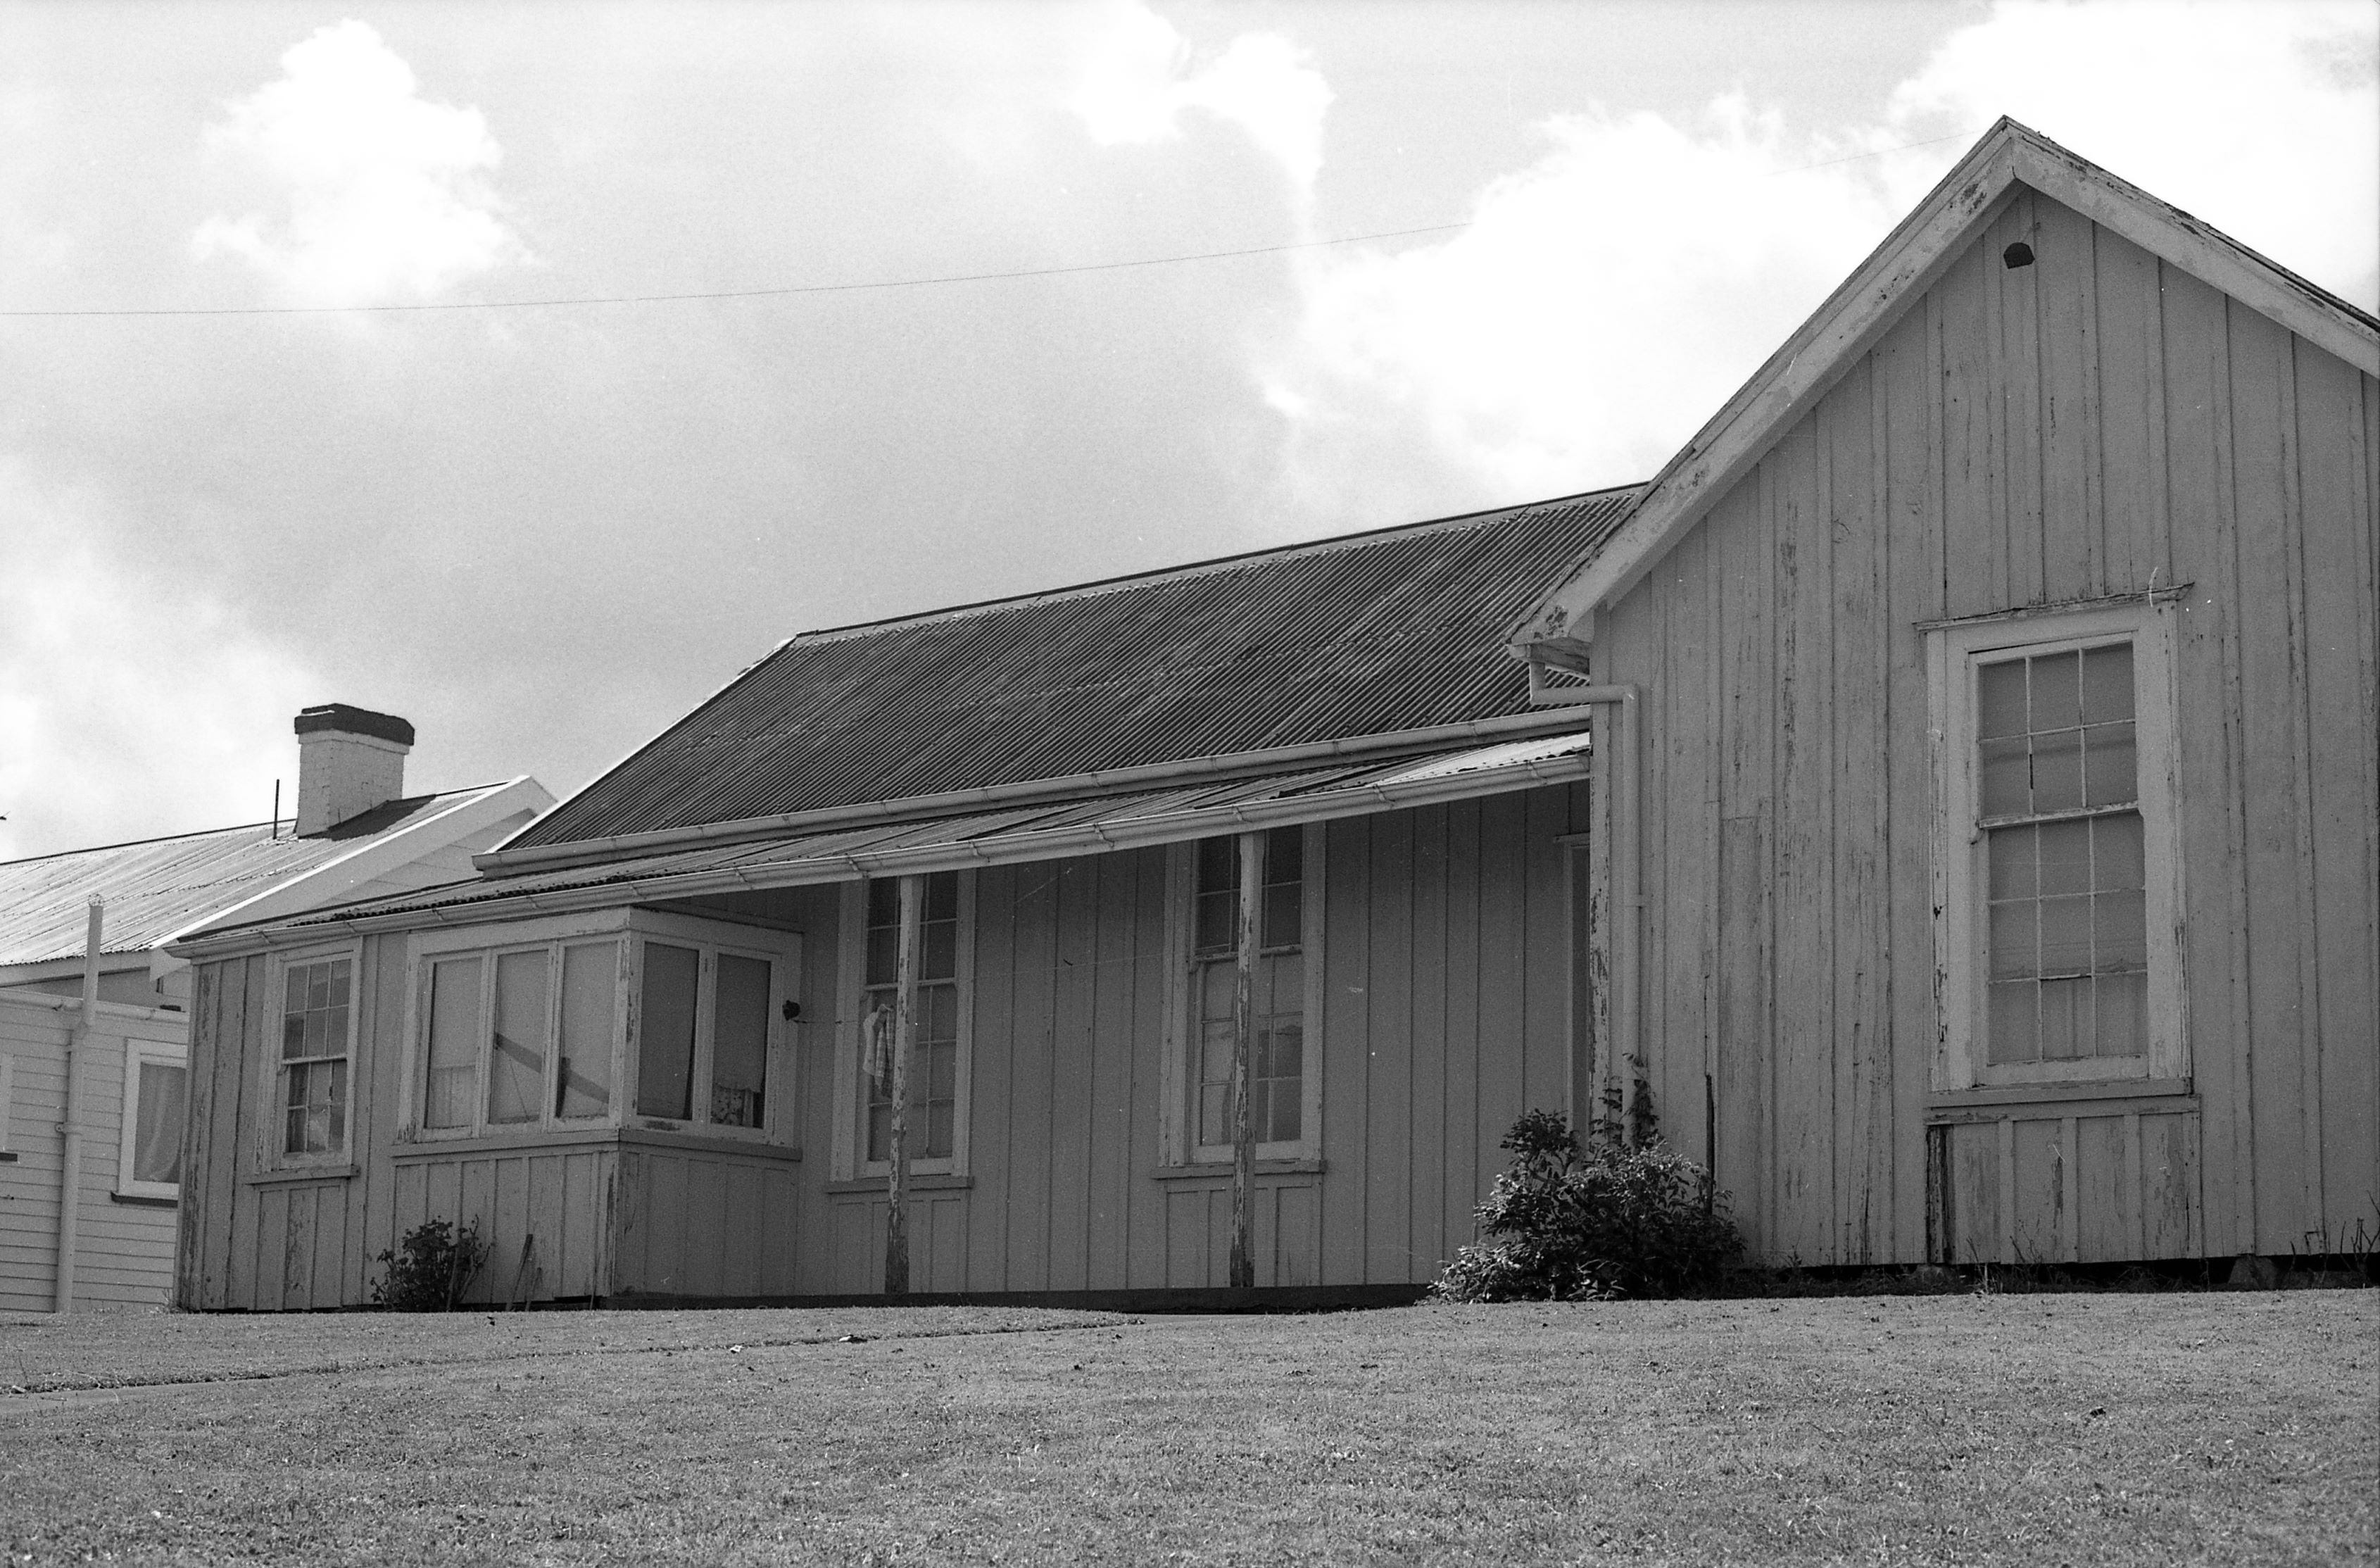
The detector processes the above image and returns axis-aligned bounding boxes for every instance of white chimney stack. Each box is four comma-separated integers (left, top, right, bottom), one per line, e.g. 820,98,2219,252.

293,704,415,836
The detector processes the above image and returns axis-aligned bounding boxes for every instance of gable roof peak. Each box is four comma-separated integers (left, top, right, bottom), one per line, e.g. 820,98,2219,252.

1513,117,2379,648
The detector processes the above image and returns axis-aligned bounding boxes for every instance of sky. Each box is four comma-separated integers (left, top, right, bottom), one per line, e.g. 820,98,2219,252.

1,0,2373,861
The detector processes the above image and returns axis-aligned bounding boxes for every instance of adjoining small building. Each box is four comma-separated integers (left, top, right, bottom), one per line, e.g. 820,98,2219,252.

167,120,2376,1310
0,706,548,1312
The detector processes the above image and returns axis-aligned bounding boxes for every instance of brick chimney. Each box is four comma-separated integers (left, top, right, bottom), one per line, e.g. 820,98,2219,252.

293,704,415,836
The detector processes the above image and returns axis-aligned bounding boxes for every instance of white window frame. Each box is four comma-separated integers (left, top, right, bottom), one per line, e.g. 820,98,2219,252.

404,908,798,1146
831,871,975,1181
1161,822,1326,1167
1929,599,2187,1093
0,1053,17,1158
263,942,363,1169
117,1036,189,1200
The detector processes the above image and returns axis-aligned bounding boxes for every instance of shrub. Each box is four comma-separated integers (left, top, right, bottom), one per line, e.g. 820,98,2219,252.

1433,1110,1744,1302
372,1217,489,1311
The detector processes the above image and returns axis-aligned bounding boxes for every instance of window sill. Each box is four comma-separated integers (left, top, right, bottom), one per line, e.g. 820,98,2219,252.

392,1127,802,1163
248,1164,359,1186
1151,1158,1326,1181
827,1174,974,1194
111,1190,178,1209
1928,1077,2194,1118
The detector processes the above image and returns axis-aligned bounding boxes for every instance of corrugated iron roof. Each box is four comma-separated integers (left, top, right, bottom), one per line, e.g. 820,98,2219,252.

258,730,1592,934
0,787,502,967
509,486,1641,852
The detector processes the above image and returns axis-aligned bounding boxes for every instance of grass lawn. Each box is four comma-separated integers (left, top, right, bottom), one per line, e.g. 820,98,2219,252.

1,1291,2370,1565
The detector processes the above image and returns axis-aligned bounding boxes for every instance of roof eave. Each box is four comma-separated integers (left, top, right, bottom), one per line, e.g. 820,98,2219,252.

173,739,1598,959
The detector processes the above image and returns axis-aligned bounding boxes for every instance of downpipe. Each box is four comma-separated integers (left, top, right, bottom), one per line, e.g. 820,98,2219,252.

56,898,101,1312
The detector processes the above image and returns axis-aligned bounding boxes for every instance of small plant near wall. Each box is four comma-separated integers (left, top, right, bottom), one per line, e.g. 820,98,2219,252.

372,1218,490,1311
1434,1108,1744,1302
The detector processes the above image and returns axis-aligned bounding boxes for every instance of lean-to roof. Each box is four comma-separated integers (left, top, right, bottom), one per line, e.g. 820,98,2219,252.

225,729,1597,940
500,486,1640,863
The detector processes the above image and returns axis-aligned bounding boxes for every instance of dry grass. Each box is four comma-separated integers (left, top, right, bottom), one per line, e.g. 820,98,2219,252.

1,1291,2372,1565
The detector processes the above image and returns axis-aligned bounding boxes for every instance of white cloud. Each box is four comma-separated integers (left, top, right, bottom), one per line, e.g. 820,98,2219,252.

1264,0,2378,514
191,19,528,307
1889,0,2378,308
1068,2,1333,196
0,465,320,860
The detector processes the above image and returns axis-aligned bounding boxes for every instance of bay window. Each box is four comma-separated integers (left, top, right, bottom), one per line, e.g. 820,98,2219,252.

410,912,795,1142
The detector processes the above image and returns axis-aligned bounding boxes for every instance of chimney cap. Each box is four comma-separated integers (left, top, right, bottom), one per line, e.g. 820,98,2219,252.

294,703,415,748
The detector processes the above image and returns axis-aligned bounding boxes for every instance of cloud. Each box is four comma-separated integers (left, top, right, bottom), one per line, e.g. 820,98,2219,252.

0,464,322,860
1889,0,2378,308
1068,2,1333,196
1262,0,2379,515
191,19,528,307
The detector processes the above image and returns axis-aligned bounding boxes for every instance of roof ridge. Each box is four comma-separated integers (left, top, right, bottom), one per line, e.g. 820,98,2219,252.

0,780,512,867
793,482,1645,644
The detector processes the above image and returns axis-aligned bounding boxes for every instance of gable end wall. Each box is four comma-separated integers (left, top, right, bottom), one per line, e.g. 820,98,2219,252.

1591,185,2379,1267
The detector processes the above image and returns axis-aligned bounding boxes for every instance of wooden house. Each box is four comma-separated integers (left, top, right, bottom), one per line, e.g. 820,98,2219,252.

1514,119,2377,1271
166,122,2374,1309
0,705,548,1311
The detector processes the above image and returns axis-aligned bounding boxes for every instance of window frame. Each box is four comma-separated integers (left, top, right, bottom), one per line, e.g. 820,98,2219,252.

403,908,798,1146
1161,822,1326,1167
117,1036,189,1200
831,872,976,1181
262,941,363,1170
1929,599,2187,1093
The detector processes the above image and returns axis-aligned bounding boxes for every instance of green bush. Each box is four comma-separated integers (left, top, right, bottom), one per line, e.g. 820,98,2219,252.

1434,1110,1744,1302
371,1217,489,1311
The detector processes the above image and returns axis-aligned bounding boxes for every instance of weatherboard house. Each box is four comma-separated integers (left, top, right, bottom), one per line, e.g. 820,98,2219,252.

169,122,2375,1310
0,705,549,1312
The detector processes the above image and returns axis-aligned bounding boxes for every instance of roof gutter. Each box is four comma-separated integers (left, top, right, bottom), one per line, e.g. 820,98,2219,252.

175,724,1608,960
477,706,1611,877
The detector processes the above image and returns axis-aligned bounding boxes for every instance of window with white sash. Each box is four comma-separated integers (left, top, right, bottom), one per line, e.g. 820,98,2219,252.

118,1038,189,1199
409,911,796,1143
1931,601,2186,1091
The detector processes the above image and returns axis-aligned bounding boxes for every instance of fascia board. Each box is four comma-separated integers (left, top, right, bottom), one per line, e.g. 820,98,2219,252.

475,707,1604,877
2004,140,2379,377
1514,131,2025,647
174,742,1596,959
154,777,552,955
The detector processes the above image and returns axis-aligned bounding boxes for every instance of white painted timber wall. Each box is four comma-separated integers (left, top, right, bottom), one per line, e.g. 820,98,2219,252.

0,991,188,1311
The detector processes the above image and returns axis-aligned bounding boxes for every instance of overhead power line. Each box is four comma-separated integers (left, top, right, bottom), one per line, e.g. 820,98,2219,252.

0,222,1471,319
2,127,1981,320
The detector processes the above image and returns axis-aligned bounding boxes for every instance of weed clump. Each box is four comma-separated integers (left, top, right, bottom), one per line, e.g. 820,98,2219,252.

1435,1110,1744,1302
372,1217,489,1311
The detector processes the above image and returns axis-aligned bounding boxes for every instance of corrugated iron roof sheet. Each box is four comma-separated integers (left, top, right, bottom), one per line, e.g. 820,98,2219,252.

0,788,500,967
265,732,1593,932
510,486,1641,851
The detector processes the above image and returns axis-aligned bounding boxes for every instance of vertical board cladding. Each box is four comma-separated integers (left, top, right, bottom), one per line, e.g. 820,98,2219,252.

805,786,1586,1297
1589,182,2379,1266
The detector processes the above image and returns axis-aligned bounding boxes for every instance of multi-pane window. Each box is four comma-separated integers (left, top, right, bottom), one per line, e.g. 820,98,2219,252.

632,939,774,1129
1977,644,2148,1064
118,1039,189,1198
862,872,960,1164
424,941,621,1133
1933,602,2182,1091
1190,826,1305,1152
413,916,790,1142
280,956,351,1158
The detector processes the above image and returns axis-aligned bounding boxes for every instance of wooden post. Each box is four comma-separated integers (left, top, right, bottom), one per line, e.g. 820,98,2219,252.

885,874,923,1296
1228,832,1262,1291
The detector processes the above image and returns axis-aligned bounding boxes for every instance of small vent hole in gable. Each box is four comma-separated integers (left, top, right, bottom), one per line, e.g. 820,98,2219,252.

2003,241,2036,269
